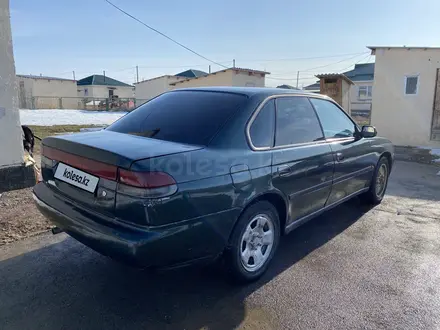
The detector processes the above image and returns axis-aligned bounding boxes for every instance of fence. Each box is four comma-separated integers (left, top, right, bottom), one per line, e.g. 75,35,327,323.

19,96,150,111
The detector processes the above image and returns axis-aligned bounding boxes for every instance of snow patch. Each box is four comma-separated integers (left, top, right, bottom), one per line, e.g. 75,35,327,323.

19,109,127,126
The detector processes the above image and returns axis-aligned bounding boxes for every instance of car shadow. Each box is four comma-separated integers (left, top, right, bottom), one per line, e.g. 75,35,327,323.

0,198,373,330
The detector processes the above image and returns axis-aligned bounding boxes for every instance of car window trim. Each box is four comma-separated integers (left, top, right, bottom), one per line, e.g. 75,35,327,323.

307,95,361,140
248,99,276,149
246,93,332,151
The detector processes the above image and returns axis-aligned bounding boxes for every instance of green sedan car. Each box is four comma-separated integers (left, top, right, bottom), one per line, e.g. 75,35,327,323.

33,87,394,282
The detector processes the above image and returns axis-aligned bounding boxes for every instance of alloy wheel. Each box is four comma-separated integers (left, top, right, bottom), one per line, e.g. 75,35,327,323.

375,163,388,197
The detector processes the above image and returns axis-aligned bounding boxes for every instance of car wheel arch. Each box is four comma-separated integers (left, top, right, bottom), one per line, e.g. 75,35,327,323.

381,151,392,170
227,191,288,246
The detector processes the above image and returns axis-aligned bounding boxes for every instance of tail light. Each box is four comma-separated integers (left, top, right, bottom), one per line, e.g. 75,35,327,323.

117,169,177,198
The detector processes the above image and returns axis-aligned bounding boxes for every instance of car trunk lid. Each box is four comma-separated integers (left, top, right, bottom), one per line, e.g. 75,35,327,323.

41,130,202,223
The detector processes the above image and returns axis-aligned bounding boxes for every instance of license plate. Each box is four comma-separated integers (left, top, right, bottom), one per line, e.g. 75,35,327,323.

54,163,99,193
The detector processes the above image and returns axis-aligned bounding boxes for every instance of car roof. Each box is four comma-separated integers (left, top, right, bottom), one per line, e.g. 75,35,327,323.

170,86,327,98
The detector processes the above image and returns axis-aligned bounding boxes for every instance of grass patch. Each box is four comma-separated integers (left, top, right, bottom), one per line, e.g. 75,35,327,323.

29,125,102,157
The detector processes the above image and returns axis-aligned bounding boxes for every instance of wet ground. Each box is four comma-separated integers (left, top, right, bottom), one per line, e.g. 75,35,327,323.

1,161,439,329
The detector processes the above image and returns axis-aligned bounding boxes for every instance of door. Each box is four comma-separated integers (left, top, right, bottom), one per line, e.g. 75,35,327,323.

270,96,334,226
309,97,375,205
431,68,440,141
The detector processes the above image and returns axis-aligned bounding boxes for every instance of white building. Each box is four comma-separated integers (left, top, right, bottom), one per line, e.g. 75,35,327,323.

135,75,187,101
369,46,440,146
17,74,77,109
344,63,375,113
0,0,34,191
135,69,208,101
170,68,269,90
135,68,269,101
77,75,134,99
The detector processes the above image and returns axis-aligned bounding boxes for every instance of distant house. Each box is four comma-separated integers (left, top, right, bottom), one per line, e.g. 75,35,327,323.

276,84,298,89
344,63,375,113
305,63,375,124
303,82,320,93
134,68,207,101
305,63,375,97
134,75,187,101
369,46,440,146
169,67,269,89
135,68,268,100
17,74,78,109
77,75,134,100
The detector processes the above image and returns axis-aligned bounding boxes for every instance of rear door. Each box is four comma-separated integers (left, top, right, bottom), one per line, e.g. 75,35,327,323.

309,97,376,205
270,96,334,226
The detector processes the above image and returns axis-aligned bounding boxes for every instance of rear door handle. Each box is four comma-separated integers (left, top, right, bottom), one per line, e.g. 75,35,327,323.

277,164,291,177
336,152,344,162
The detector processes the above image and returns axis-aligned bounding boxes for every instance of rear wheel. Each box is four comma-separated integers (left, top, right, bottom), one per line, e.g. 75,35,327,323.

225,201,280,283
361,157,390,205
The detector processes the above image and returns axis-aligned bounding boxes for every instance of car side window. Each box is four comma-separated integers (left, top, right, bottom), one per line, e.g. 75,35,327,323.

309,98,356,139
275,97,324,146
250,99,275,148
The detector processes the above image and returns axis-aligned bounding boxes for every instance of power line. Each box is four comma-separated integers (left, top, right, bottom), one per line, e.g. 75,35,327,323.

104,0,228,69
338,54,372,73
266,52,372,81
269,52,369,76
137,61,231,69
234,51,370,63
266,76,319,81
300,52,369,72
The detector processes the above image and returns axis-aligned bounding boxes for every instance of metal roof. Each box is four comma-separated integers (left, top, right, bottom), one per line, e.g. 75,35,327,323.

305,62,375,91
343,63,375,81
169,67,270,86
276,84,299,90
17,74,75,82
77,75,133,87
175,69,207,78
304,82,320,91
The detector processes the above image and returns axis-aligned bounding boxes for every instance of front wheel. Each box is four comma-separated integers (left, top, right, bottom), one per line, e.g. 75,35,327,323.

361,157,390,205
225,201,280,283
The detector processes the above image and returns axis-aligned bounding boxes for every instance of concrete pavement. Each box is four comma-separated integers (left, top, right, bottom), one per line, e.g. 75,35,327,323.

1,161,439,329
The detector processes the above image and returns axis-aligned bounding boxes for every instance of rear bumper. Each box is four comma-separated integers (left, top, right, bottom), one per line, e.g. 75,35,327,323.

33,183,240,268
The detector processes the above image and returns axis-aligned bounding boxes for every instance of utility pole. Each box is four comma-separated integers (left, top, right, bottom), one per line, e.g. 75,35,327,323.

72,71,76,80
296,71,299,89
136,65,139,83
209,65,211,73
233,59,236,68
103,70,106,82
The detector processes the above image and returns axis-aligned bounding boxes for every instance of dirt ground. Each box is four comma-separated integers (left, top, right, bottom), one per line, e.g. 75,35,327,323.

0,188,51,246
0,125,97,246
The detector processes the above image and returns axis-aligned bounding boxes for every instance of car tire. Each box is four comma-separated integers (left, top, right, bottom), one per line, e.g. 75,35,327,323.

225,201,280,283
361,157,390,205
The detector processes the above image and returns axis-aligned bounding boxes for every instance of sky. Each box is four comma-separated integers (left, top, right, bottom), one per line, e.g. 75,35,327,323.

10,0,440,88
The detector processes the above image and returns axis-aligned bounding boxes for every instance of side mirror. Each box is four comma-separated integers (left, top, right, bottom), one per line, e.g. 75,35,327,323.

361,125,377,138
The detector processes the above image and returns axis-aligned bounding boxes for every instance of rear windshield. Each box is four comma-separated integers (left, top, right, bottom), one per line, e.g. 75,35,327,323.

107,91,247,146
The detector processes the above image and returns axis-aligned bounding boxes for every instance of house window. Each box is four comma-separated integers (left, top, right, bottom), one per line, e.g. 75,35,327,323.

84,88,88,96
405,75,419,95
358,86,372,99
